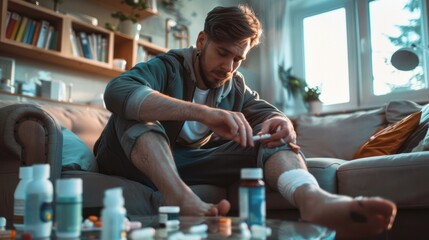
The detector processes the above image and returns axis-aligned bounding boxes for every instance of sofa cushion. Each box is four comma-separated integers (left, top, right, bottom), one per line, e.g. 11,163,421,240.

337,152,429,208
41,105,110,151
62,126,98,172
353,111,421,159
384,100,423,123
294,107,386,159
398,103,429,153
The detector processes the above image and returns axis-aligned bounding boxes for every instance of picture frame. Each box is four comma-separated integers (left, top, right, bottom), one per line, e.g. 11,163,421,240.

0,56,15,82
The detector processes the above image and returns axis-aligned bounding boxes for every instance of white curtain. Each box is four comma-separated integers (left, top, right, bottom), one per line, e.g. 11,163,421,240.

248,0,306,116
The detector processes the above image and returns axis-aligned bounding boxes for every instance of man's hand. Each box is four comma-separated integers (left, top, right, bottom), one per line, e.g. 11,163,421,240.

201,108,254,147
256,116,297,148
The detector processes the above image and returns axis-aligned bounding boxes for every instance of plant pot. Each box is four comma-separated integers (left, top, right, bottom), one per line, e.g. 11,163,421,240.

119,21,141,40
307,100,323,115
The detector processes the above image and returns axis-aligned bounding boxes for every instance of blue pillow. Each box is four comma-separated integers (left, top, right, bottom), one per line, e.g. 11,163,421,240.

61,126,98,172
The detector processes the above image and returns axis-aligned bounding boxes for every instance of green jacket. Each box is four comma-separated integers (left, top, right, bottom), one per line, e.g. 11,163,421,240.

104,47,285,146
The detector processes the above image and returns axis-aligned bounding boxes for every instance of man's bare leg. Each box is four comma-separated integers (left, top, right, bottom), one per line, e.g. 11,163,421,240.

130,131,230,216
264,150,397,238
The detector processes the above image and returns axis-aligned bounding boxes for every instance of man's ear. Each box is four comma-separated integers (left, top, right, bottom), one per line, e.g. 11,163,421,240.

196,31,206,50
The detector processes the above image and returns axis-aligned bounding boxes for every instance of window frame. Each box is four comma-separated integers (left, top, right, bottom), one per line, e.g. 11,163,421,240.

290,0,429,113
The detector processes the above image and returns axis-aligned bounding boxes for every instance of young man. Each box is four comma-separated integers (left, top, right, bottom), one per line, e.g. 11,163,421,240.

95,4,396,238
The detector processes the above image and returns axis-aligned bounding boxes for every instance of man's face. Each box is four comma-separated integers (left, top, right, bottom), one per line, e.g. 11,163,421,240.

197,32,251,89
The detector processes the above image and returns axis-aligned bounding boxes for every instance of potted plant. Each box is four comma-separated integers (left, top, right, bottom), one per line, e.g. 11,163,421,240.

108,0,147,39
303,86,322,114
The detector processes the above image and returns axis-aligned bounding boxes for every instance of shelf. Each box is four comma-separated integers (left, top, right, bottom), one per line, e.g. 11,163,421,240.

89,0,159,20
0,0,168,80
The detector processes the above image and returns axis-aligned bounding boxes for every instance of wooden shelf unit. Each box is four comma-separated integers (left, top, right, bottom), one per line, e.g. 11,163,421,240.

0,0,167,79
89,0,159,20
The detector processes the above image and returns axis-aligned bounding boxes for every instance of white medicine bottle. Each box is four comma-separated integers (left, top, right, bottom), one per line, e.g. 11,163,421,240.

13,166,33,230
24,164,54,238
239,168,266,227
101,187,126,240
55,178,83,238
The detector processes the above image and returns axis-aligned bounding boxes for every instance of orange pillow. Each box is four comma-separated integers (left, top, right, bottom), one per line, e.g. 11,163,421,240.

353,111,422,159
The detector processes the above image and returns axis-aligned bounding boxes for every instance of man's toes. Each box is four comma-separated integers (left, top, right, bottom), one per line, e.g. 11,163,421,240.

216,199,231,216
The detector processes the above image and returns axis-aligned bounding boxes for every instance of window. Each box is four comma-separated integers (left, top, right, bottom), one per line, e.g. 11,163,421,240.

290,0,429,112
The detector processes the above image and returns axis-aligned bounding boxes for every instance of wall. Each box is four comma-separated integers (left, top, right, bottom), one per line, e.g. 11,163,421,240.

10,0,263,104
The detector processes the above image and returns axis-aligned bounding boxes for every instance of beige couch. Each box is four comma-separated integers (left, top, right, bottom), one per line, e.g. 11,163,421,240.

0,99,428,239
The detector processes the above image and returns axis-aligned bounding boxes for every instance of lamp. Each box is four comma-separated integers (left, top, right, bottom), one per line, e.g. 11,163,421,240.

391,44,422,71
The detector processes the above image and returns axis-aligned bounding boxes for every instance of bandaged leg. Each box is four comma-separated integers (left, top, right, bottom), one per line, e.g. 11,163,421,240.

277,169,319,206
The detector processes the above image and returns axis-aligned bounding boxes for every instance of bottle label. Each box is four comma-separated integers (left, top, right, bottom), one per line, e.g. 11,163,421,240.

56,196,82,235
13,199,24,224
239,186,266,226
25,193,53,224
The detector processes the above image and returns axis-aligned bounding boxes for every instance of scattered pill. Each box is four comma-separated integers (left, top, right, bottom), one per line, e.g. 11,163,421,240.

130,227,156,240
189,224,208,233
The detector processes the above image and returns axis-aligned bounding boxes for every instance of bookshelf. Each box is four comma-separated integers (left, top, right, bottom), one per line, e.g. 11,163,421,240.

0,0,168,79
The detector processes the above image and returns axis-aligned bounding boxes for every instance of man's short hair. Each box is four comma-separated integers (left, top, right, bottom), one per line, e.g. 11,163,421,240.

204,4,263,48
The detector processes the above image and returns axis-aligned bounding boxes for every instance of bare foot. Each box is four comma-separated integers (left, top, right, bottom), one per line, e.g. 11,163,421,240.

297,185,397,239
164,186,230,216
205,199,231,216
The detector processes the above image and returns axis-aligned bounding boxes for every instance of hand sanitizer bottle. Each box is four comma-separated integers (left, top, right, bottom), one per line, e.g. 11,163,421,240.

24,164,53,238
101,188,126,240
13,166,33,230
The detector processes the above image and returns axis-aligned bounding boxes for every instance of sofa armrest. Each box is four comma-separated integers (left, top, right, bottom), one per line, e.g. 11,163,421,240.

0,103,62,227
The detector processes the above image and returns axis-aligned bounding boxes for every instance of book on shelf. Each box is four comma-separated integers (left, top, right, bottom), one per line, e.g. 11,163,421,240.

23,19,36,44
31,21,42,46
6,11,11,29
36,20,50,48
79,31,93,59
101,37,107,63
70,30,80,57
137,45,147,63
6,12,21,39
48,30,58,50
15,16,28,42
43,26,55,49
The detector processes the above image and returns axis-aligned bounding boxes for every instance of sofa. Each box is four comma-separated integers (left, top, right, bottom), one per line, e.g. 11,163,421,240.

0,98,428,239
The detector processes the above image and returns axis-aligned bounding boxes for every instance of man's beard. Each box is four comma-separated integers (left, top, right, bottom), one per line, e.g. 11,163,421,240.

198,49,230,89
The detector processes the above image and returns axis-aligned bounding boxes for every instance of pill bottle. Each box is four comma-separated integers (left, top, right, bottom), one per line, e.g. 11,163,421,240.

55,178,82,238
24,164,54,238
101,188,126,240
158,206,180,228
239,168,266,226
13,166,33,230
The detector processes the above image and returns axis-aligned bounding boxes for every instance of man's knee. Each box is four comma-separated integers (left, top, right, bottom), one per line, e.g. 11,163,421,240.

131,131,170,159
258,145,306,168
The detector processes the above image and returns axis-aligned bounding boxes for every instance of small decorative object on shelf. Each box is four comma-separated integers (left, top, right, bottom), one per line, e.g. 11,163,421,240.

108,0,148,39
0,57,15,93
52,0,62,12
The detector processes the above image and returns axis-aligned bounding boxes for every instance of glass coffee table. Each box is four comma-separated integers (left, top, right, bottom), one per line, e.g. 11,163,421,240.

125,215,336,239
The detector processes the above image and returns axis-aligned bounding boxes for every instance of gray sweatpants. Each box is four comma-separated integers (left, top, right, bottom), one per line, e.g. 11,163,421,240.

95,115,297,190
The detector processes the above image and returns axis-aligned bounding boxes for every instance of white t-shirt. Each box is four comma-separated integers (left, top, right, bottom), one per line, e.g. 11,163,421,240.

179,87,210,143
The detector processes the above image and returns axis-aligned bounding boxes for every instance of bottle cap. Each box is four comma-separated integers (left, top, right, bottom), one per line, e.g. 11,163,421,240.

19,166,33,179
103,187,124,207
241,168,263,179
56,178,82,196
158,206,180,213
0,216,6,229
32,164,50,179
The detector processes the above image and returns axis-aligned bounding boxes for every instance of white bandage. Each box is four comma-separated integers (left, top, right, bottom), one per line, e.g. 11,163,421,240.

277,169,319,207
